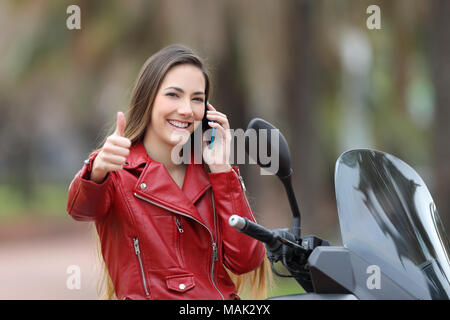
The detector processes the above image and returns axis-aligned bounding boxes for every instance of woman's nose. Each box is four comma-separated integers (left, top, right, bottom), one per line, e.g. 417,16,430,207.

177,100,194,117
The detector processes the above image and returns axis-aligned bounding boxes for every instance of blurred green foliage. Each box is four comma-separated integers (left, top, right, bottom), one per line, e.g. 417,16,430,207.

0,0,449,234
0,185,67,220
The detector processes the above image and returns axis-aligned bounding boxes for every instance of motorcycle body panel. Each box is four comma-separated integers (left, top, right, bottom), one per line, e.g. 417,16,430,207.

268,292,357,300
308,246,416,299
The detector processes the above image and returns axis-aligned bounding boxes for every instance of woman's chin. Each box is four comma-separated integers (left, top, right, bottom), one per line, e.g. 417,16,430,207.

168,130,191,146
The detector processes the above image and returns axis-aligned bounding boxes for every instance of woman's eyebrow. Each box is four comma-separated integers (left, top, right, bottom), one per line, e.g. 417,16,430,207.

164,86,205,95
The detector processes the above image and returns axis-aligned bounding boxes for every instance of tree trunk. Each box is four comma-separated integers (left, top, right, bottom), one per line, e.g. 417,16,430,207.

285,0,321,231
431,0,450,231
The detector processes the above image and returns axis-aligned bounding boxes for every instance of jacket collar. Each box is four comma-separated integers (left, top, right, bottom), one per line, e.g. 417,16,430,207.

126,141,211,216
123,141,149,169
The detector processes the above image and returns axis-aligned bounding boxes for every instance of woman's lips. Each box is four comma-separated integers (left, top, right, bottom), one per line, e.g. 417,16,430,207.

167,119,191,130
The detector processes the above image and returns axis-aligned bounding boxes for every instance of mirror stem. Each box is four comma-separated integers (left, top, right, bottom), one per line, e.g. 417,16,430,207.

279,169,302,240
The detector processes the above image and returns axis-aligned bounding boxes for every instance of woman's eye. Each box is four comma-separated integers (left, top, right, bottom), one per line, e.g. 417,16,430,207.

193,97,204,103
166,92,179,98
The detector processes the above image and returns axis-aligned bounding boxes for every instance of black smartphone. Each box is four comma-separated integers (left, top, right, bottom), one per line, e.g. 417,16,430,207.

202,101,209,132
202,101,215,148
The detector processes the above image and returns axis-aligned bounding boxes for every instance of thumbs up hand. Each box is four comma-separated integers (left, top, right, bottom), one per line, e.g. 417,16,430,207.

114,110,127,137
91,112,132,183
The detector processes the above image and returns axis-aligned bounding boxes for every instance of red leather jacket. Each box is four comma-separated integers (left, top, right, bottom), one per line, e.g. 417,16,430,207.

66,141,265,300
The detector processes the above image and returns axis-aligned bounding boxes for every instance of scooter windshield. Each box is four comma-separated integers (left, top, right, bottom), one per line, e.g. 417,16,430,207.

335,149,450,299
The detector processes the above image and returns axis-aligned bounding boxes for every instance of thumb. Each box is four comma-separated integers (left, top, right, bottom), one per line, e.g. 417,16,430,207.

114,111,126,136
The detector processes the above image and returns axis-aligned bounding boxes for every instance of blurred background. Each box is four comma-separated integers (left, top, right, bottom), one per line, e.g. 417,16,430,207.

0,0,449,299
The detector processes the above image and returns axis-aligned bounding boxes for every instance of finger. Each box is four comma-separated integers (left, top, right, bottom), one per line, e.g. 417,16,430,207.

95,154,123,172
107,135,131,148
103,144,130,158
206,113,230,129
103,163,124,172
206,112,227,121
114,111,126,136
206,108,226,118
208,121,228,140
206,103,220,115
102,153,127,166
207,104,230,123
207,110,228,125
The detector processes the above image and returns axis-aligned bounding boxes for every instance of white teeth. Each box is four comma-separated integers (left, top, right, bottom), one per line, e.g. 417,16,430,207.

168,120,189,128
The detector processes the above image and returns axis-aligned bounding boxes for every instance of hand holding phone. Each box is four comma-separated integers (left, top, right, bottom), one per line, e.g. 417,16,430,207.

202,102,232,172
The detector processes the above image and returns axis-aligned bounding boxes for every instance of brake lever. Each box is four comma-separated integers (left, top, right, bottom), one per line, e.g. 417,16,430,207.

274,234,306,251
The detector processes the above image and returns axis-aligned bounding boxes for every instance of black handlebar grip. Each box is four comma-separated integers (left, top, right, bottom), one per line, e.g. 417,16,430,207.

229,215,280,251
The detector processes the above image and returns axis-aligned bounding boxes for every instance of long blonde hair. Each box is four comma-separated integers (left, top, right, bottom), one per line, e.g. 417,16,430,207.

95,44,273,299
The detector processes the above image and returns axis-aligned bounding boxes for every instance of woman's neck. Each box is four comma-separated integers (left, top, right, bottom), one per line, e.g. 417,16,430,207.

143,131,182,172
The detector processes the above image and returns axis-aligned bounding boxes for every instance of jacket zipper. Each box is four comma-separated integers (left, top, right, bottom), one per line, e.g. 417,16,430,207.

210,192,218,262
133,237,150,296
235,168,247,192
134,192,224,300
175,217,185,266
176,217,184,233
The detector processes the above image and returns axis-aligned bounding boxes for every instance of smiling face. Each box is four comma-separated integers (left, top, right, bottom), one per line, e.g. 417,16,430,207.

144,64,206,151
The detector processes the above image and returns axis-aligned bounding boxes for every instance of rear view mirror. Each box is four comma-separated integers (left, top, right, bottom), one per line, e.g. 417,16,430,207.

244,118,301,239
244,118,292,178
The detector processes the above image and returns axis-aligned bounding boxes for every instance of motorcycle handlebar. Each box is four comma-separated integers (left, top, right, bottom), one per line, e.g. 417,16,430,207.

229,215,280,251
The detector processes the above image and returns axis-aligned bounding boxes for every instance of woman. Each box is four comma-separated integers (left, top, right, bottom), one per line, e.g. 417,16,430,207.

66,44,270,300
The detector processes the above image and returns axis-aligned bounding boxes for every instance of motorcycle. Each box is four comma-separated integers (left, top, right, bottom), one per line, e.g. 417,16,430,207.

229,118,450,300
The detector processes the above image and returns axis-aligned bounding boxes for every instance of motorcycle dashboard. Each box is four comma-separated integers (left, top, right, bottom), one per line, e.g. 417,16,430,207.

335,149,450,299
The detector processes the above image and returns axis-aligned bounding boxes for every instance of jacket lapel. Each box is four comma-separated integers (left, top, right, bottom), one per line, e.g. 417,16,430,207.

182,157,211,204
128,141,211,223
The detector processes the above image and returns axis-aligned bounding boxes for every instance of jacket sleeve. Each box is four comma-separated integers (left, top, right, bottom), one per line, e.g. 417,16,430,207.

208,166,265,275
66,151,114,222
